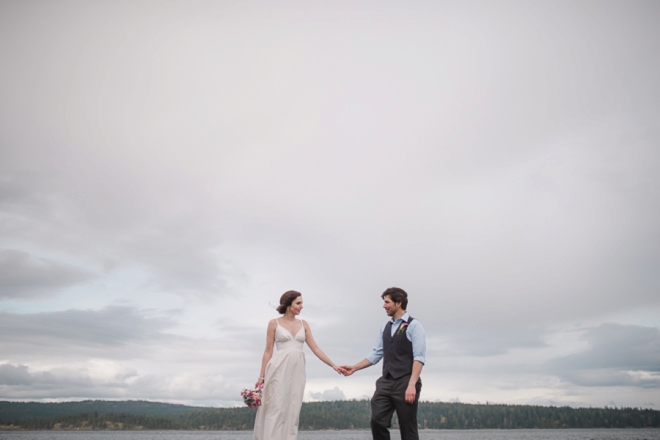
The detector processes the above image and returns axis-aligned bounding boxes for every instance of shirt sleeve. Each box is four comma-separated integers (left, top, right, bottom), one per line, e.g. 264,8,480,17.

366,322,386,365
407,320,426,364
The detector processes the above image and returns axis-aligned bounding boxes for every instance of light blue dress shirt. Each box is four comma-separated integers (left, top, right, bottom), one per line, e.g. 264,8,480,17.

366,311,426,366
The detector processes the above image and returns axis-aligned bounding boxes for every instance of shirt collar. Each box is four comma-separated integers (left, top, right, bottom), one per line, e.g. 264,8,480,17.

390,311,410,324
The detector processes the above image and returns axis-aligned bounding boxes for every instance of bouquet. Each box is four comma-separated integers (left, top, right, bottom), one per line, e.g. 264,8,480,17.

241,384,263,408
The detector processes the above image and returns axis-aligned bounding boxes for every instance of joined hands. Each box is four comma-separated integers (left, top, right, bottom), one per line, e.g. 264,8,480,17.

336,365,355,376
333,365,348,375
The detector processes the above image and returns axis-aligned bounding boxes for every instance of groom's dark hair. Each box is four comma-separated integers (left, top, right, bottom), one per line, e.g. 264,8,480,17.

381,287,408,310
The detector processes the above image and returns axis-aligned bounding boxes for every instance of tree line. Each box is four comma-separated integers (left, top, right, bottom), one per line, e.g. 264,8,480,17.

0,399,197,421
2,400,659,430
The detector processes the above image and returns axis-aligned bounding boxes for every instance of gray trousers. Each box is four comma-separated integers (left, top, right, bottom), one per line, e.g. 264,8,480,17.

370,374,422,440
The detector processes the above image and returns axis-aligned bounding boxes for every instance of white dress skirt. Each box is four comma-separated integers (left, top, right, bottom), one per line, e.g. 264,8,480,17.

253,320,306,440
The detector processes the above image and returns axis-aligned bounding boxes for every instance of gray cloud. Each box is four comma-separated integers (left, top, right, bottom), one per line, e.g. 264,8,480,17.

0,306,178,359
436,328,549,358
0,307,267,403
558,369,660,389
0,363,120,389
0,364,32,386
0,169,235,297
0,249,95,299
309,387,346,402
0,362,239,403
548,324,660,388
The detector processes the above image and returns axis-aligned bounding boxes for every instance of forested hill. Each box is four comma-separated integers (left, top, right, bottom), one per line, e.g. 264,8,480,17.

1,399,659,430
0,400,202,421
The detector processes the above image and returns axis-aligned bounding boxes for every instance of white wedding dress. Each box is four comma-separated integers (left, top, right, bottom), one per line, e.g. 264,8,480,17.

253,319,306,440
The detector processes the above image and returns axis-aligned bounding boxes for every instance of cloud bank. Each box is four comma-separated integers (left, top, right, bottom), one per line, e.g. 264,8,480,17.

0,0,659,408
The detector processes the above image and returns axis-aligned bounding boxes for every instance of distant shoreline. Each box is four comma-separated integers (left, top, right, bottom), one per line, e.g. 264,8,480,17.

2,400,659,430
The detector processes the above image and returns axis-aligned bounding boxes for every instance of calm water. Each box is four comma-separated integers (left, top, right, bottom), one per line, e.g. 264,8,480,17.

1,430,660,440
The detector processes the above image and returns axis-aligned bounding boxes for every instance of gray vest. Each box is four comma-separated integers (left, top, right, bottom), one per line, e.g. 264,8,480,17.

382,316,415,379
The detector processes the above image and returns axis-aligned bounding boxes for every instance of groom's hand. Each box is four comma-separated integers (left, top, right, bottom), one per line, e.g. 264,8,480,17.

405,384,416,404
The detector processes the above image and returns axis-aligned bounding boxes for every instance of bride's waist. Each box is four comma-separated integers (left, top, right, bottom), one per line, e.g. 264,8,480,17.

275,345,304,352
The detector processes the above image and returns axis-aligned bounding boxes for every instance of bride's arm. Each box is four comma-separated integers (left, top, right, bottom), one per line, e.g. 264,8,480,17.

302,320,343,374
256,319,277,388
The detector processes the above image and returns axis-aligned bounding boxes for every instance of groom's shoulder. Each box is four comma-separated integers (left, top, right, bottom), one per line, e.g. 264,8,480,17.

408,315,425,328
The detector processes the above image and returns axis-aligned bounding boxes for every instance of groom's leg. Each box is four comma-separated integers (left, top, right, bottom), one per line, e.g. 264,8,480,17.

392,375,421,440
371,376,395,440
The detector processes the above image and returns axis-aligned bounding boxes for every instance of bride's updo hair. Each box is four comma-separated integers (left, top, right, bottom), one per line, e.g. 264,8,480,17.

277,290,302,314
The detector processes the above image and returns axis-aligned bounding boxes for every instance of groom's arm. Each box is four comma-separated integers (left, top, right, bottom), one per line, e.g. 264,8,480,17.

405,320,426,403
405,361,423,403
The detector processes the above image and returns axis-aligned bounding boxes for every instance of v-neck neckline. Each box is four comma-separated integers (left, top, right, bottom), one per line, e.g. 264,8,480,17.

278,319,303,338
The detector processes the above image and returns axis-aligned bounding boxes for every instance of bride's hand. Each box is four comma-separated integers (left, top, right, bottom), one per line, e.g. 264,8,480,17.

255,377,264,389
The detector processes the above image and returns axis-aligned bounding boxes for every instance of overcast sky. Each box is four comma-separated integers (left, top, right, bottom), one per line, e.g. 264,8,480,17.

1,0,659,409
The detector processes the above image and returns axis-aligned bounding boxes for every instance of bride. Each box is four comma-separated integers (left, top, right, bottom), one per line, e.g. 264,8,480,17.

253,290,344,440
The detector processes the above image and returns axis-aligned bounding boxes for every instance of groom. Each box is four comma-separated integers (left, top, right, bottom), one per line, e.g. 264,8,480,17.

341,287,426,440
